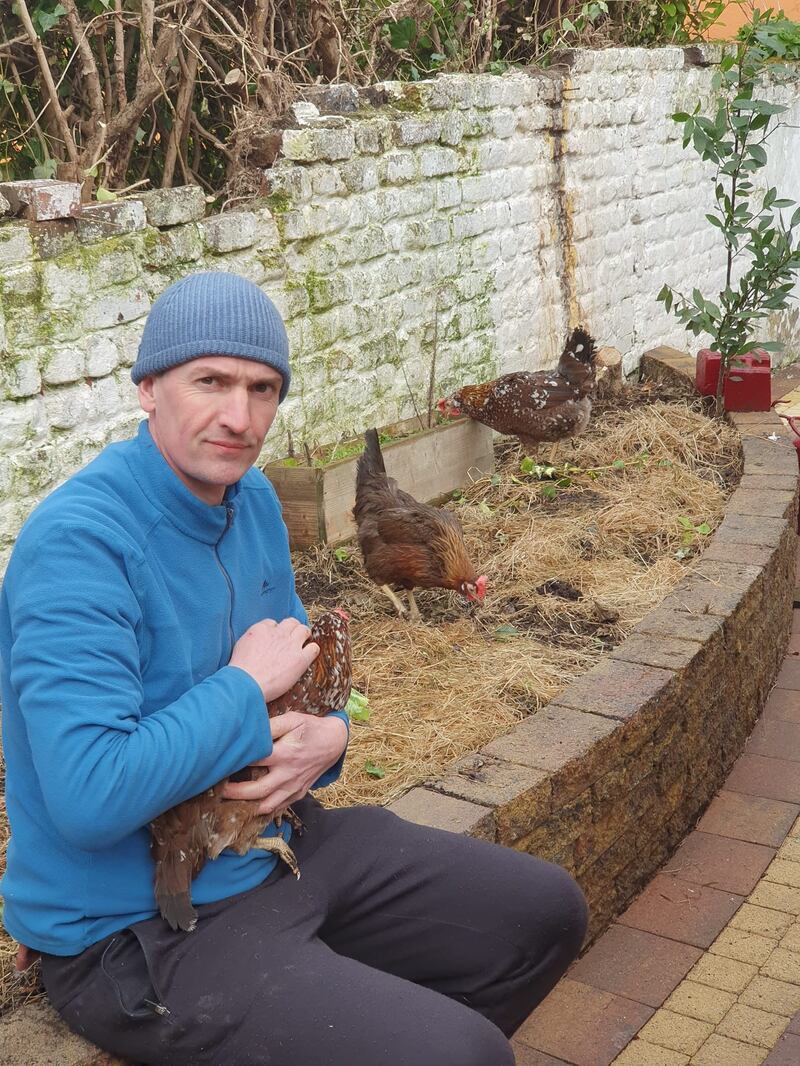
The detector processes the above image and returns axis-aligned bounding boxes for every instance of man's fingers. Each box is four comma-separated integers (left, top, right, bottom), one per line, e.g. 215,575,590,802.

256,788,305,816
223,767,286,799
301,640,320,664
268,712,304,738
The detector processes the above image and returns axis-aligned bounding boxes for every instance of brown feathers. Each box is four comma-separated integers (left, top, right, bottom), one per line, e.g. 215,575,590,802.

354,429,487,614
150,609,351,932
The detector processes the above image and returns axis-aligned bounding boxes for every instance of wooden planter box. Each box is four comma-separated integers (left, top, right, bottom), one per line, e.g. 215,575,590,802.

265,418,495,550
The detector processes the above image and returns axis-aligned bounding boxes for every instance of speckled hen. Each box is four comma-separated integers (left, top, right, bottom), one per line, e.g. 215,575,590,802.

437,327,598,450
149,609,352,932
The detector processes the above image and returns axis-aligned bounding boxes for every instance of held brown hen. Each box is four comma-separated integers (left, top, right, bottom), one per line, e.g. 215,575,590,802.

149,608,352,933
437,327,598,450
353,428,487,620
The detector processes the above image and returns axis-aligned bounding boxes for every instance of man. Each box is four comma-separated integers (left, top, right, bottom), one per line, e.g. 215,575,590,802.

1,271,587,1065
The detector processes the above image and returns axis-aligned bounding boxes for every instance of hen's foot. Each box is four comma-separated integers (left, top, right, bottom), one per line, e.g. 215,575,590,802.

251,835,301,879
380,584,407,616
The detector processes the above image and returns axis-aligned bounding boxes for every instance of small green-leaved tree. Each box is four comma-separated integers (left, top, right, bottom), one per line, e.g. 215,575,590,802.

657,9,800,413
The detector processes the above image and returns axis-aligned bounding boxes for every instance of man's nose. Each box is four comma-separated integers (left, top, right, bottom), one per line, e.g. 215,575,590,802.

219,389,251,434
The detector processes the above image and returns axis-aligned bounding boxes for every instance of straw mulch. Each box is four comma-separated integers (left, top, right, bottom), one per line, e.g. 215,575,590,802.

296,387,741,810
0,385,740,1016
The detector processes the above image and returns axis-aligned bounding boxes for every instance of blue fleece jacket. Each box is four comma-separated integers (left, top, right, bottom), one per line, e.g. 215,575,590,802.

0,420,347,955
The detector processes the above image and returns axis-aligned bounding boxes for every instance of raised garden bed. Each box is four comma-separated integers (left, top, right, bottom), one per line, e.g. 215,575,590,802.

383,347,799,939
265,416,495,550
299,381,742,820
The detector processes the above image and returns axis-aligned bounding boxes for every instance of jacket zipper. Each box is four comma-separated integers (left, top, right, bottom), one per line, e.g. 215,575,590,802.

215,503,236,653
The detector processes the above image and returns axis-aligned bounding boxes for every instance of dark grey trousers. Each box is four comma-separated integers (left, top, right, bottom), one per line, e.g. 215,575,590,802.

41,798,587,1066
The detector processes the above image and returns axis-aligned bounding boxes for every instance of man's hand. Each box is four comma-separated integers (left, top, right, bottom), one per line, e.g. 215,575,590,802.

229,618,319,703
221,713,348,815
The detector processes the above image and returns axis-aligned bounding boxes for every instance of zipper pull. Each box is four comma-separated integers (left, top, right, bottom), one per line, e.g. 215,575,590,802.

144,998,171,1017
225,503,234,528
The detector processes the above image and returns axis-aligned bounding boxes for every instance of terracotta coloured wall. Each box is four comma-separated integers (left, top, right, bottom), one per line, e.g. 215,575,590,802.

706,0,800,40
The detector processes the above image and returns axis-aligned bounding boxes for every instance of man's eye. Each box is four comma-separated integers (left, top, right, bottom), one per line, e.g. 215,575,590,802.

199,376,216,385
253,383,273,394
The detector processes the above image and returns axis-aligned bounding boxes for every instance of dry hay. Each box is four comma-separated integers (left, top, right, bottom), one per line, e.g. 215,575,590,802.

296,390,741,810
0,387,740,1016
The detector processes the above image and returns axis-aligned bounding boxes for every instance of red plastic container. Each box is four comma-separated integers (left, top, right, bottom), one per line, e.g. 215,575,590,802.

695,348,771,411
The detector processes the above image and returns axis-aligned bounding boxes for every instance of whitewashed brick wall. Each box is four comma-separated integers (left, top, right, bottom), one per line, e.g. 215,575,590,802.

1,46,799,570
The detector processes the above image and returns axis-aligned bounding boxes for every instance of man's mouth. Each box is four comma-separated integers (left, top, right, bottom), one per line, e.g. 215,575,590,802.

207,440,250,452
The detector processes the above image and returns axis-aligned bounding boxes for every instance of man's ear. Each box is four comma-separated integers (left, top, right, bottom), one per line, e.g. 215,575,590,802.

138,376,156,414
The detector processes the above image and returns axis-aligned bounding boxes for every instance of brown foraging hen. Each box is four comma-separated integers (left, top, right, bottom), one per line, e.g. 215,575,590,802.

353,428,487,619
150,608,352,932
437,327,598,450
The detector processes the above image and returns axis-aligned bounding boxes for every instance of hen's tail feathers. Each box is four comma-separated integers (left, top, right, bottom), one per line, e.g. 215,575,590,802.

356,428,386,491
154,860,198,932
561,327,597,366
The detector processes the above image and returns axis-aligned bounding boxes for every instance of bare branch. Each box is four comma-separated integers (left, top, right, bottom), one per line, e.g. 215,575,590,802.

96,28,115,125
61,0,106,158
162,28,200,187
136,0,156,98
114,0,128,108
5,55,50,161
13,0,79,163
191,111,234,161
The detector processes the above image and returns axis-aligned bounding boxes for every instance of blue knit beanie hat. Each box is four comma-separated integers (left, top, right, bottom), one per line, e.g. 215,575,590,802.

131,272,291,401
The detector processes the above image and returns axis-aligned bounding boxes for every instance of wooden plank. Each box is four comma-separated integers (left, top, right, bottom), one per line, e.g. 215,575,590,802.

321,458,360,545
322,419,495,546
264,418,495,549
264,464,325,550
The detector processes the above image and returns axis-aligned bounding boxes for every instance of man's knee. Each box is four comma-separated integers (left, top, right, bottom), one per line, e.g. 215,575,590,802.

433,1008,515,1066
544,861,589,959
493,850,588,960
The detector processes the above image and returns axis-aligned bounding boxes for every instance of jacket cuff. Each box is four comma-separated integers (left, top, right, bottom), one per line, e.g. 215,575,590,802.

311,710,349,789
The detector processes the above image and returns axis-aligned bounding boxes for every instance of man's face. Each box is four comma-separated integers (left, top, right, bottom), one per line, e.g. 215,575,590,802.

138,355,284,505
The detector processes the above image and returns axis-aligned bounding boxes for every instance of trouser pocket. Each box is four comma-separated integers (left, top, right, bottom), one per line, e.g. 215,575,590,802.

43,926,174,1063
100,928,171,1021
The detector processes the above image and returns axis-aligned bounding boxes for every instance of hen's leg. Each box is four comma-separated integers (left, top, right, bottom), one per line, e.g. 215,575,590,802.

284,806,305,834
274,806,305,834
406,590,422,621
380,584,407,616
251,836,301,879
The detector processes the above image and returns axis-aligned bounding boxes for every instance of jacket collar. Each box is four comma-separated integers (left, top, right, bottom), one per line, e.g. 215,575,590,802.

128,420,241,543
